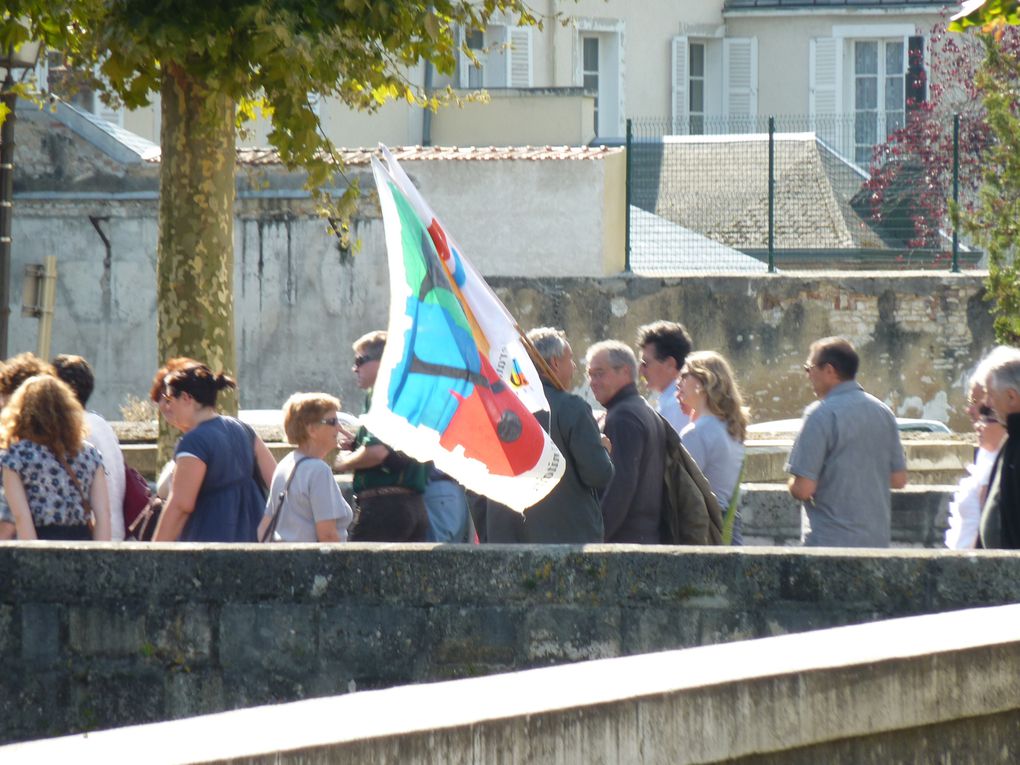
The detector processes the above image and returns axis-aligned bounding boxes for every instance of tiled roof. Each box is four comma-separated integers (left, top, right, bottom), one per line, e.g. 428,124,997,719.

225,145,622,167
724,0,955,9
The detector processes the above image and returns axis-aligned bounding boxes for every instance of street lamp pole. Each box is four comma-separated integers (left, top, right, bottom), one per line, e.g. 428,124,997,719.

0,69,17,359
0,38,42,360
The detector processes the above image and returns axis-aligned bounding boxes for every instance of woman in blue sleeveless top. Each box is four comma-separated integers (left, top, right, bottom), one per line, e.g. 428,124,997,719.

150,359,276,542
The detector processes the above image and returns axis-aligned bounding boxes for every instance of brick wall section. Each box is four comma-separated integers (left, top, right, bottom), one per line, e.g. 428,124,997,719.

2,544,1020,743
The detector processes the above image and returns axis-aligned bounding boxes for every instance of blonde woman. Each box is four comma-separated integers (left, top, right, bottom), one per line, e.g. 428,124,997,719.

675,351,748,544
259,393,354,543
0,375,110,541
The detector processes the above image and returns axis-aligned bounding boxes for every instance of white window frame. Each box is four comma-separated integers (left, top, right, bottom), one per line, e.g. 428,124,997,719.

574,18,625,139
850,38,906,166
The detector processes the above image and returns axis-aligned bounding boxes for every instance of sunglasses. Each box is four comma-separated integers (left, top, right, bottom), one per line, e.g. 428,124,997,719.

354,354,380,368
978,404,994,419
320,417,341,426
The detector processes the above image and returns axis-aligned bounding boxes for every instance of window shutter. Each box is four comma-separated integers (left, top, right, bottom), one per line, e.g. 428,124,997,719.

809,36,843,153
671,36,689,134
723,37,758,131
809,37,842,118
508,26,532,87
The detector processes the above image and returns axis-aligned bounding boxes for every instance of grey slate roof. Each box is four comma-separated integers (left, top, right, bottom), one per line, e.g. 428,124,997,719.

636,134,883,251
724,0,955,9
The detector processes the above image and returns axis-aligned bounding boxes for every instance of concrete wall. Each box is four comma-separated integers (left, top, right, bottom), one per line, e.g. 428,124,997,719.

3,544,1020,744
6,604,1019,763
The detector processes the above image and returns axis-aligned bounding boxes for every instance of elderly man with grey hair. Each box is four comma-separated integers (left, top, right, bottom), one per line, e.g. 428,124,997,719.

491,327,614,543
979,347,1020,549
586,339,667,543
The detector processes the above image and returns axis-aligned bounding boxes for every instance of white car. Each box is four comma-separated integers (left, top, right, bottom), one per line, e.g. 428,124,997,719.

746,417,952,435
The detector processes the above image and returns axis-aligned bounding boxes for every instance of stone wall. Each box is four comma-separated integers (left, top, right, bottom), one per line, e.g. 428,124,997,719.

3,544,1020,744
491,272,993,432
6,605,1019,764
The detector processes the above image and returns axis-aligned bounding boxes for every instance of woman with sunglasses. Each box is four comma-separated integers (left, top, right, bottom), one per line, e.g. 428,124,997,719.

675,351,749,544
258,393,353,542
149,358,276,542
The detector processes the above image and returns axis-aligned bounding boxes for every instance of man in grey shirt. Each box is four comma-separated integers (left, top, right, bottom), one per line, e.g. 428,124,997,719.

786,337,907,547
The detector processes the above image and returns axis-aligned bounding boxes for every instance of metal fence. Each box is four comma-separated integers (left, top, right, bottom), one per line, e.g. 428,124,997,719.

624,114,978,274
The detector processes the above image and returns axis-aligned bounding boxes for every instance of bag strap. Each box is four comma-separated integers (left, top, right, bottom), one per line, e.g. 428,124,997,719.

57,452,93,519
259,456,313,543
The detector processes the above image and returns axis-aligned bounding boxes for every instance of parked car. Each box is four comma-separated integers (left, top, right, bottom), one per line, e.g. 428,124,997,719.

746,417,951,435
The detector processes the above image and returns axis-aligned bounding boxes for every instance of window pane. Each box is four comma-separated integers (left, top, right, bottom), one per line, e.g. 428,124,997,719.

886,42,904,75
689,43,705,78
466,30,484,50
855,41,878,75
885,76,904,110
690,114,704,135
583,37,598,71
855,77,877,109
583,73,598,93
855,146,872,165
469,68,483,89
855,112,877,145
689,79,704,112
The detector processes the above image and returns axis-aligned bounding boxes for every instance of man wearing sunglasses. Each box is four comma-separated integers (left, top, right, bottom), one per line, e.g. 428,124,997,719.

787,337,907,548
334,331,431,542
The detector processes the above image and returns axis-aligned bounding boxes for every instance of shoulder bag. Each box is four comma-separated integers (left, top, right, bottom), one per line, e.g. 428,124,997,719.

260,456,313,543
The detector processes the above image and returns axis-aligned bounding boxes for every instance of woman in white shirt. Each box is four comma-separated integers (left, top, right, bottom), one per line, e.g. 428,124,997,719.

675,351,749,545
259,393,354,543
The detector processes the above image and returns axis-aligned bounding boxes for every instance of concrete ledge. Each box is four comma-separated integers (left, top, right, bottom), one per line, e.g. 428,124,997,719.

4,604,1019,764
739,483,952,547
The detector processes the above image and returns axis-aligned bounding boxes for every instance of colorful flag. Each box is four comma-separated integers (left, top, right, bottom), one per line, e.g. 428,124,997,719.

363,148,565,512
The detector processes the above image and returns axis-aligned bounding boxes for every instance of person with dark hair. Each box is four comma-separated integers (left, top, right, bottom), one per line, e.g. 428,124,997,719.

53,354,127,541
787,337,907,547
636,321,694,435
149,358,276,542
0,375,111,540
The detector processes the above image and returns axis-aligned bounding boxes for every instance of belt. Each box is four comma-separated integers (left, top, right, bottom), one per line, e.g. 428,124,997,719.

356,486,416,500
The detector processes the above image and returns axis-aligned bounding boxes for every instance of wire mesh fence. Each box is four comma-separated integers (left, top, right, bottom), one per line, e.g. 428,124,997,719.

625,114,980,274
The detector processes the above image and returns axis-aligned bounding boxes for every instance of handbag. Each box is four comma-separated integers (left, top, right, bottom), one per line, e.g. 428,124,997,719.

56,452,96,534
260,457,312,543
126,496,164,541
242,421,269,501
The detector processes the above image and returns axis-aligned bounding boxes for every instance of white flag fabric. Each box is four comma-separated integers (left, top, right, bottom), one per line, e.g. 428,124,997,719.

362,150,565,512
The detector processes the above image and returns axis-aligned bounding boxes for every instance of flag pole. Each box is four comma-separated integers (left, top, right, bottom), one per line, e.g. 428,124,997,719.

516,326,566,392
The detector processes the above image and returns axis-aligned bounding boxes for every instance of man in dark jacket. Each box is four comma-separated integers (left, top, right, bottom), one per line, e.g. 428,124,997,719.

486,328,614,542
521,328,614,542
586,340,667,543
980,351,1020,548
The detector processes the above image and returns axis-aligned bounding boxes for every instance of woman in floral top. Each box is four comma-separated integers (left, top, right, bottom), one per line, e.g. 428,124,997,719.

0,375,110,540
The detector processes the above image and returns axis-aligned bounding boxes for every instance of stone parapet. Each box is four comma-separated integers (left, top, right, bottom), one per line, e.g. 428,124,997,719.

1,544,1019,743
5,604,1019,763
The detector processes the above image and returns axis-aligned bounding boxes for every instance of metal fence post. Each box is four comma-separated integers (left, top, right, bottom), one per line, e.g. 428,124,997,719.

768,116,776,273
951,113,960,273
625,118,632,272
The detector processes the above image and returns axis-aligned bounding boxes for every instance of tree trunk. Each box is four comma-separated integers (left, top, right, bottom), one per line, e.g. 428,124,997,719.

156,67,237,464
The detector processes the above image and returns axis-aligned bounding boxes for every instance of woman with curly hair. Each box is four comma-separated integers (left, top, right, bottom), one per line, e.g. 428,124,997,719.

0,375,111,540
675,351,749,544
149,358,276,542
